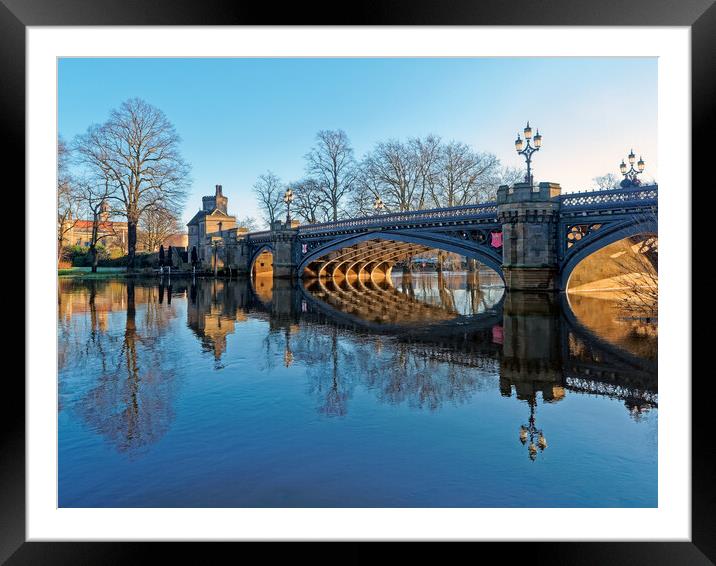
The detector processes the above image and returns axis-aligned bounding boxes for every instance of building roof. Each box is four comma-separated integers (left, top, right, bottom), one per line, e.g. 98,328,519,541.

73,219,128,230
187,207,235,226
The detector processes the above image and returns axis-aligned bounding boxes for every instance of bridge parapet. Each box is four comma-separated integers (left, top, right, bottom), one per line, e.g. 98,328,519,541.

559,184,657,210
297,201,498,236
233,181,657,288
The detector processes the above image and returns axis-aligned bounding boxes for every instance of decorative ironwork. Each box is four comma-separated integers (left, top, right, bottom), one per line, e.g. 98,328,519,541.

283,188,294,223
560,185,657,209
519,398,547,462
515,121,542,186
566,223,603,248
565,376,658,407
619,149,646,187
297,202,498,235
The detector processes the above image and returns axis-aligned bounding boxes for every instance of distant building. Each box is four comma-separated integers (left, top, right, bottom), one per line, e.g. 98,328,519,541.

187,184,239,265
62,200,129,255
159,232,189,250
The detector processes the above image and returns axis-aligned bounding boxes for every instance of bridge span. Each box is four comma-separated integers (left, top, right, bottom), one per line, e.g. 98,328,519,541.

201,181,657,292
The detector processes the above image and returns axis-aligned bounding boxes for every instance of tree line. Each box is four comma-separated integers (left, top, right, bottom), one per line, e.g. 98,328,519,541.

253,130,523,228
58,98,190,270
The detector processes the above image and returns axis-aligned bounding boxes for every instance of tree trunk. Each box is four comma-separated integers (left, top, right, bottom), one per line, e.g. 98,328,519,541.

436,251,445,273
127,220,138,270
89,245,98,273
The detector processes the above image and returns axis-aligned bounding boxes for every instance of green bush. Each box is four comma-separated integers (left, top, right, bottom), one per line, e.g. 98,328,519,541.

97,251,157,268
63,244,156,269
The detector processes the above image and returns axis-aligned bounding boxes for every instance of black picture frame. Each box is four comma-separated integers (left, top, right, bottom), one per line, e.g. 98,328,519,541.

6,0,708,562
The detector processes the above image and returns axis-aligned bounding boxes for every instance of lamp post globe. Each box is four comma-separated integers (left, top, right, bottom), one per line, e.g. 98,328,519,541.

373,195,384,213
283,188,294,223
514,121,542,186
619,149,646,187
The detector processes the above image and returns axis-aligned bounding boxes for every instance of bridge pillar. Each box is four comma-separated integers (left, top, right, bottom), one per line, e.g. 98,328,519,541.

497,181,562,291
499,292,564,401
271,220,299,279
228,235,251,276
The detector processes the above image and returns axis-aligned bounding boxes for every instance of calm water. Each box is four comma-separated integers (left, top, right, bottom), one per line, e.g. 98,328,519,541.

58,273,657,507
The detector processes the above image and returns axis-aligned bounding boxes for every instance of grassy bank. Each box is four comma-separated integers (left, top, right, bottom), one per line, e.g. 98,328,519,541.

58,267,135,279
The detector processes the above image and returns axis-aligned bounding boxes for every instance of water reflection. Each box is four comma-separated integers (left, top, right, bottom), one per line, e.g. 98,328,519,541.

58,279,182,454
58,273,657,506
60,275,656,445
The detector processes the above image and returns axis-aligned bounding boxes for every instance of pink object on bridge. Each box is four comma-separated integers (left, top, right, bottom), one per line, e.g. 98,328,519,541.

492,325,504,344
491,231,503,248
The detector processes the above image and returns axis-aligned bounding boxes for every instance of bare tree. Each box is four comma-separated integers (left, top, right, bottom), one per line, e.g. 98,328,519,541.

431,142,500,207
361,139,422,212
138,206,182,252
57,137,78,262
592,173,621,191
305,130,357,221
74,98,190,270
237,216,259,232
253,171,285,227
347,177,380,217
291,178,328,224
74,165,119,272
498,166,524,190
613,213,658,317
411,135,442,210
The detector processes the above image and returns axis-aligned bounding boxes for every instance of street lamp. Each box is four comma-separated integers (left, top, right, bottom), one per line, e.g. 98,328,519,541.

284,188,294,223
519,397,548,461
619,149,646,187
515,121,542,186
373,195,384,214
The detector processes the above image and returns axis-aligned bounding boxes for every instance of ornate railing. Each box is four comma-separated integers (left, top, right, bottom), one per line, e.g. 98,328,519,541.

565,376,657,406
241,186,658,241
297,202,499,235
560,184,658,209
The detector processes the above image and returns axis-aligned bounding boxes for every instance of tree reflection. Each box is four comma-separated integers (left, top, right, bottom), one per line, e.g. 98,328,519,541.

58,273,658,462
61,280,181,454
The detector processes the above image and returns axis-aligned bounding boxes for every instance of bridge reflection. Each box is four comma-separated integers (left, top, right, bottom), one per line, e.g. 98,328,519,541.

183,275,657,415
59,275,657,459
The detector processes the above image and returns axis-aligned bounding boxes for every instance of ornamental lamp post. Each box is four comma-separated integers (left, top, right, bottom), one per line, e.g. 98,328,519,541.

519,397,548,462
515,121,542,186
373,195,384,214
619,149,646,187
284,188,294,224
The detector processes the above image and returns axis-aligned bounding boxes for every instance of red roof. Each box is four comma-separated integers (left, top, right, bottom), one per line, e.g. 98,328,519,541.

73,219,128,230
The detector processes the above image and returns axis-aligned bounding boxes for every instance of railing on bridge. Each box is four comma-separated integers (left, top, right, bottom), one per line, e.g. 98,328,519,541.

241,185,658,240
297,202,499,235
559,184,658,209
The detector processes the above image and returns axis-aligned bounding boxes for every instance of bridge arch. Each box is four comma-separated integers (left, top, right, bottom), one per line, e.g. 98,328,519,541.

560,216,657,291
297,230,505,281
249,244,275,277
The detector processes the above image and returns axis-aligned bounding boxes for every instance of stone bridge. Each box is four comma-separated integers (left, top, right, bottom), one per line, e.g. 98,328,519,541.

216,181,657,292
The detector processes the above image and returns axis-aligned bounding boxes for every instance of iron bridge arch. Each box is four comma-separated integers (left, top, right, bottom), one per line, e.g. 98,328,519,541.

296,229,505,280
559,216,657,290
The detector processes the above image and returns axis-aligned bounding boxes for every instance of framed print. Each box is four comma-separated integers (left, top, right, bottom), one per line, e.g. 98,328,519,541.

6,0,710,562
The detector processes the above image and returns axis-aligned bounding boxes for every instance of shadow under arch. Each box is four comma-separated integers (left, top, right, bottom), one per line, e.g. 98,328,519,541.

560,292,657,381
560,217,658,291
298,230,505,281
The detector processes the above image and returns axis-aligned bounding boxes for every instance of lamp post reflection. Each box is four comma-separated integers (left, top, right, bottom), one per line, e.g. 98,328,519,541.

519,397,548,461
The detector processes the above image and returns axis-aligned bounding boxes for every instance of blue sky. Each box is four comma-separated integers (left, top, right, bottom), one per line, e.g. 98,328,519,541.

58,57,657,225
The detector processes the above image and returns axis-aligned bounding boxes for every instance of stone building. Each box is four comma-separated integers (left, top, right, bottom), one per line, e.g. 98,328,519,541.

62,200,129,255
187,184,247,269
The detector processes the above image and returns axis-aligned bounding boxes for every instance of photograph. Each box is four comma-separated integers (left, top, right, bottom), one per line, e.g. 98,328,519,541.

2,3,706,556
55,56,659,509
